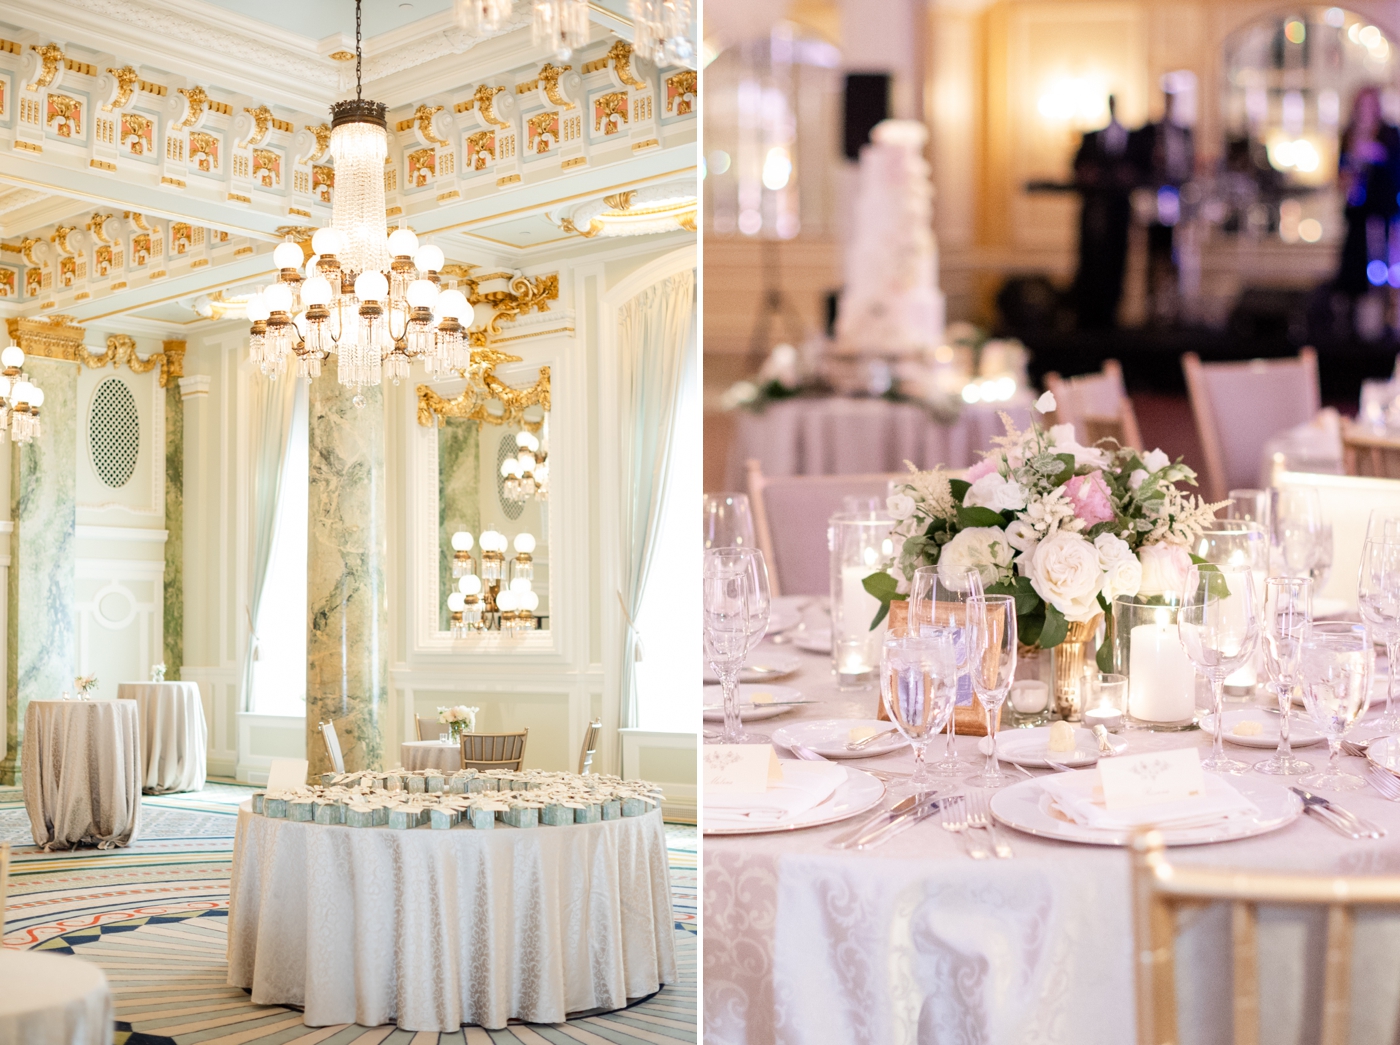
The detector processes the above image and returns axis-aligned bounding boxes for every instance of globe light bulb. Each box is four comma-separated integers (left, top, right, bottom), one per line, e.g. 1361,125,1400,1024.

11,381,32,404
387,227,419,258
521,591,540,612
501,459,522,478
302,275,333,306
354,270,388,302
311,227,344,256
0,346,23,369
29,387,44,408
447,592,466,612
481,529,504,551
516,431,539,452
514,532,536,553
511,577,532,593
406,279,439,309
532,462,548,484
460,574,483,595
272,241,304,270
435,288,468,319
245,293,271,322
496,590,518,612
451,530,474,552
414,244,445,272
264,283,293,313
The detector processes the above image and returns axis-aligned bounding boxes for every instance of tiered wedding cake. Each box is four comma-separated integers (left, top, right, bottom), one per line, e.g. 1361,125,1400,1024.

832,119,945,358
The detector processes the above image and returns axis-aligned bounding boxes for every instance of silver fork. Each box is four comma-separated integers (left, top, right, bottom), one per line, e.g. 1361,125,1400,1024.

941,794,987,859
1342,739,1372,758
1365,763,1400,802
788,742,910,784
966,789,1013,858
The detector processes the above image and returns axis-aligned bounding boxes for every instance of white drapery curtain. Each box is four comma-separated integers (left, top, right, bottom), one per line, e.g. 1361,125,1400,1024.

239,373,298,713
616,269,697,728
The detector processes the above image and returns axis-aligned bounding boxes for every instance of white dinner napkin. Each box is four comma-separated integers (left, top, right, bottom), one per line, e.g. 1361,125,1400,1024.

1038,770,1260,831
705,761,848,825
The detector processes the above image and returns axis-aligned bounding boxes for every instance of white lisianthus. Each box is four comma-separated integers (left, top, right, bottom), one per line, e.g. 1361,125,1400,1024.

1035,390,1057,414
1129,468,1148,490
939,526,1014,588
1137,542,1193,596
964,472,1029,513
1048,423,1111,469
1095,533,1142,601
1026,531,1104,621
886,493,916,521
1005,519,1040,553
1141,448,1171,473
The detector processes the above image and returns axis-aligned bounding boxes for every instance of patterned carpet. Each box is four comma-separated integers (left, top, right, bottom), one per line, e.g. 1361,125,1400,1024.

2,781,696,1044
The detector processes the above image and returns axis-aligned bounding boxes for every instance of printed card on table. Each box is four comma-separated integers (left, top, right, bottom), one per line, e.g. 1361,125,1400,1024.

704,744,783,794
1098,747,1205,811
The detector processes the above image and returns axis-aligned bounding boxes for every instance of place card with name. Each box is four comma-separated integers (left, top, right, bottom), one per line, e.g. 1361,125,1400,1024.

704,744,782,794
1098,747,1205,811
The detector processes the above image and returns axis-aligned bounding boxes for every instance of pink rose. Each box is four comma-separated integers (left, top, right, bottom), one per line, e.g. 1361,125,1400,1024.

965,456,999,481
1062,471,1117,526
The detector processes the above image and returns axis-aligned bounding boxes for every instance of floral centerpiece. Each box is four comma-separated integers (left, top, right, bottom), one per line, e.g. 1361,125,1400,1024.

437,704,480,741
866,392,1222,674
151,662,167,682
74,674,98,700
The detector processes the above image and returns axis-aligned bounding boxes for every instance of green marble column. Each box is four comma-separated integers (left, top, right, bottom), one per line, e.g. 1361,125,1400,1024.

2,355,78,784
438,418,481,630
306,357,387,776
162,344,185,680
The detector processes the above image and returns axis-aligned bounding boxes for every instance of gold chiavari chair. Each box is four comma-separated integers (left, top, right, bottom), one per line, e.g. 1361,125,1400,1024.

1341,419,1400,480
578,718,602,774
414,714,443,741
1132,830,1400,1045
1044,359,1144,451
460,729,529,772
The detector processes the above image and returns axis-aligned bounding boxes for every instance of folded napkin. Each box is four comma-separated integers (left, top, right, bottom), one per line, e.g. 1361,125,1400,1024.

705,762,848,825
1038,771,1259,831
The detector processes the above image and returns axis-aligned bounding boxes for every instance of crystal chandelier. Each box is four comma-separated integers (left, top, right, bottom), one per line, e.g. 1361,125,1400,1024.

629,0,695,66
446,529,540,633
246,0,474,395
532,0,590,60
456,0,514,34
0,345,43,444
501,430,549,502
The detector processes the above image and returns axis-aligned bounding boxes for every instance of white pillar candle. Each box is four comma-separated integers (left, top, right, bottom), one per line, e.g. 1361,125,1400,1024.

1127,623,1196,723
835,565,881,674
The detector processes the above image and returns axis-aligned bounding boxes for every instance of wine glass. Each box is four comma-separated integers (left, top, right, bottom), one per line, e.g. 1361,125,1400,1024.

1367,510,1400,543
1226,488,1271,531
1256,576,1312,776
880,630,958,799
1357,539,1400,732
1270,487,1323,579
909,563,985,775
965,594,1017,789
703,493,757,550
703,547,772,744
1194,525,1268,699
1178,565,1258,775
1309,524,1333,593
1298,622,1374,792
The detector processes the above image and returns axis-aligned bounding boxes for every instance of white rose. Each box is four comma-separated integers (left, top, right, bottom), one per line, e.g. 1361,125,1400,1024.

1048,424,1110,469
1035,390,1057,414
1094,533,1134,567
964,472,1028,513
1129,468,1148,490
1141,448,1171,473
1137,542,1193,596
1026,531,1104,622
938,526,1014,588
1101,555,1143,602
886,493,916,521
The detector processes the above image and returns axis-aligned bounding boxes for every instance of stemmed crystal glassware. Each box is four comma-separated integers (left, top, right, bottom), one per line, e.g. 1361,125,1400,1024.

1256,576,1313,776
703,493,757,550
1270,487,1324,579
1299,622,1375,792
966,593,1017,789
880,630,959,800
1367,510,1400,544
1178,565,1258,775
1226,488,1271,532
909,563,985,775
1357,538,1400,732
703,546,771,744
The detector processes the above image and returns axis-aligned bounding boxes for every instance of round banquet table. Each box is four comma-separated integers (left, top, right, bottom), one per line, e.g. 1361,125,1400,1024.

399,739,461,773
227,802,677,1031
0,950,112,1045
22,699,142,850
704,632,1400,1045
724,395,1035,488
117,681,207,794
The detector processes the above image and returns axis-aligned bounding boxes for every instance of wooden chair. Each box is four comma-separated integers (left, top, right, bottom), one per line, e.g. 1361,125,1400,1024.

1341,418,1400,479
1,841,9,937
319,720,345,775
414,714,444,741
1183,349,1320,503
1044,359,1143,450
1132,830,1400,1045
460,729,528,771
578,718,602,775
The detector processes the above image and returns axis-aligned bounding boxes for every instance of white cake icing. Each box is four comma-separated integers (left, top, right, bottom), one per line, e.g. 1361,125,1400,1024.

833,119,946,357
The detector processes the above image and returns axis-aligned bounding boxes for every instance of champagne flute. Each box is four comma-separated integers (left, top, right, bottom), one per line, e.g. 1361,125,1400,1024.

881,630,958,799
1178,565,1258,774
1299,622,1374,792
1256,576,1312,776
965,593,1017,789
909,563,985,775
703,547,772,744
703,493,757,550
1357,539,1400,732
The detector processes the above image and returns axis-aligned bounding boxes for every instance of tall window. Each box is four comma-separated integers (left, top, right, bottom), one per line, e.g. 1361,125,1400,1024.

252,382,309,714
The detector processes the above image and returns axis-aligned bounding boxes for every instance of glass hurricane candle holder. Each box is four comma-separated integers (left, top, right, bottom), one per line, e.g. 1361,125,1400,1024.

1112,595,1197,730
828,511,895,690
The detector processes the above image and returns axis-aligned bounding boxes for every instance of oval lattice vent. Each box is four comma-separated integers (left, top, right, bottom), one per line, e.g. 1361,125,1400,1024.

89,378,140,488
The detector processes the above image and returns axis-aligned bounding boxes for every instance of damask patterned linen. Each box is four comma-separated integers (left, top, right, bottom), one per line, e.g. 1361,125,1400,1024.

704,638,1400,1045
226,804,676,1032
400,739,462,773
22,698,142,849
0,950,113,1045
118,682,207,794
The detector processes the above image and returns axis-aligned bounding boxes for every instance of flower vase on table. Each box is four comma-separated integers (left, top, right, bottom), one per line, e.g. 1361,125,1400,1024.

74,674,98,700
438,704,479,743
151,662,167,683
1051,615,1102,722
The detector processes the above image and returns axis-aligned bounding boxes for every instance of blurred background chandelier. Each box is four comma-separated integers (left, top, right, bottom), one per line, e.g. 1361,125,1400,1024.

630,0,695,66
501,430,549,502
246,0,475,394
0,344,43,444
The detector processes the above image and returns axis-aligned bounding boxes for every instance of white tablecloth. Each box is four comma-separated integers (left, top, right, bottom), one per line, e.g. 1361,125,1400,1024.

725,396,1035,487
0,950,112,1045
22,699,142,850
227,803,677,1031
400,740,462,773
118,681,207,794
704,638,1400,1045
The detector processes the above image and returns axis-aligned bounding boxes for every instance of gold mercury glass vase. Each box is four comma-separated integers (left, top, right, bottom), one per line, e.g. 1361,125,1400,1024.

1052,614,1103,721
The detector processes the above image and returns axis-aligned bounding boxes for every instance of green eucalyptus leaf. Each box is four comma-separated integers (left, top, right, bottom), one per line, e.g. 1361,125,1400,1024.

1039,604,1070,648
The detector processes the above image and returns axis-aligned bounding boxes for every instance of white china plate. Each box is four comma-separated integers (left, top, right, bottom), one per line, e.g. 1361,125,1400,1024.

990,772,1303,847
792,628,832,654
1365,735,1400,775
704,649,801,684
703,766,885,835
1200,707,1324,748
702,684,807,722
766,596,806,636
976,726,1125,768
770,718,911,758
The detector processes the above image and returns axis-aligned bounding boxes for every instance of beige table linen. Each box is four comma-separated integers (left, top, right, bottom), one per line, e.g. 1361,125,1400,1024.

0,950,112,1045
704,637,1400,1045
22,699,142,850
118,681,207,794
399,739,461,773
227,804,676,1032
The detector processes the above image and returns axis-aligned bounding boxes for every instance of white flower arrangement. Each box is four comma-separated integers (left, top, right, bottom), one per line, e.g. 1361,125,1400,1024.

74,674,98,699
437,705,480,732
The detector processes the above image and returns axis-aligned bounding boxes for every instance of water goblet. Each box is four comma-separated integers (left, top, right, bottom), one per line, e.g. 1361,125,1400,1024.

703,493,757,551
909,563,985,775
965,593,1017,790
881,630,958,800
1357,539,1400,732
1270,487,1323,579
703,546,772,744
1256,576,1312,775
1298,622,1374,792
1178,565,1258,775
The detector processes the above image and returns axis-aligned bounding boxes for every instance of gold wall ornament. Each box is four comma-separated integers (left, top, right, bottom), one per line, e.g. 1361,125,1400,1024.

678,210,697,231
46,95,81,137
559,216,602,237
6,315,85,360
466,129,496,169
594,92,628,134
527,111,560,154
474,85,511,129
85,212,114,243
176,86,209,129
104,65,138,112
28,43,63,90
539,63,575,108
120,111,152,154
413,104,448,146
603,190,636,211
51,225,78,255
274,225,316,245
78,333,184,387
19,237,41,266
306,122,331,159
665,70,696,114
125,211,153,232
415,359,551,429
606,41,646,89
459,272,559,334
241,104,273,146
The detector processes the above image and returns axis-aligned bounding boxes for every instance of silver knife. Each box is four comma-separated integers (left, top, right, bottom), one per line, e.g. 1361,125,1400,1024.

854,796,944,850
829,793,921,849
1290,787,1385,839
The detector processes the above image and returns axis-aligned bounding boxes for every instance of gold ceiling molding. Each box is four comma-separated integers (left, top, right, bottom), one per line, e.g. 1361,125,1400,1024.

104,66,138,112
539,64,575,109
306,123,331,160
6,315,85,360
464,273,559,335
28,44,63,91
416,358,551,429
79,334,185,388
606,41,646,90
175,86,209,129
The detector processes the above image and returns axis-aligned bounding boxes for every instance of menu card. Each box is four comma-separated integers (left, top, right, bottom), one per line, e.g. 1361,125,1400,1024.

704,744,782,794
1098,748,1205,812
